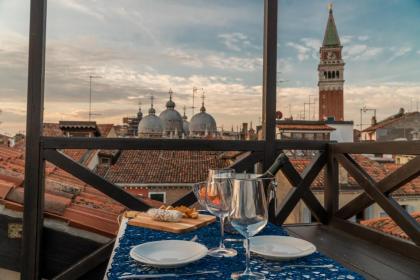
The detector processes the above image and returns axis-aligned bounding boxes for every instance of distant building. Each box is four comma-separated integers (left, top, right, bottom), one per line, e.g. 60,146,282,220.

122,105,143,137
189,101,217,138
137,98,164,139
276,119,354,143
0,134,13,146
159,89,184,138
318,5,345,121
43,121,116,170
276,120,335,141
95,150,231,204
361,109,420,141
135,90,218,139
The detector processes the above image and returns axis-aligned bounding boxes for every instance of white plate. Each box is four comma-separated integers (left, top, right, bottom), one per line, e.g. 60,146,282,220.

250,236,316,260
130,240,208,268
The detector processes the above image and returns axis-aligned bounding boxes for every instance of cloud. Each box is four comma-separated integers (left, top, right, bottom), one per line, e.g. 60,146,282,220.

343,44,383,61
205,54,262,72
51,0,105,20
165,47,262,72
387,46,412,62
286,42,310,61
165,48,204,68
357,35,369,41
287,38,321,61
218,32,253,52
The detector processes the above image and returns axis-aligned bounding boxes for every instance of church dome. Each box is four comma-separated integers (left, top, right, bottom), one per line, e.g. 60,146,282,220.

138,105,163,138
159,90,183,137
190,105,217,135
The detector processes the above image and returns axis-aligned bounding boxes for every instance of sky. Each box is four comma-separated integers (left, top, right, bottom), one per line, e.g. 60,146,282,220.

0,0,420,134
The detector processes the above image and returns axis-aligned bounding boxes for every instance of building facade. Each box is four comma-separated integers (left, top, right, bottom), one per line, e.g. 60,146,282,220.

361,109,420,141
318,5,345,121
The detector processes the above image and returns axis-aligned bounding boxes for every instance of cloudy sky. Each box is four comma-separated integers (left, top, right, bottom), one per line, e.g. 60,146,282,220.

0,0,420,134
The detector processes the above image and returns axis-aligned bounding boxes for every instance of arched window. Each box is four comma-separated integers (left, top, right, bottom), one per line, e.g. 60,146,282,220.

328,71,331,79
336,71,339,78
332,71,335,78
324,72,327,79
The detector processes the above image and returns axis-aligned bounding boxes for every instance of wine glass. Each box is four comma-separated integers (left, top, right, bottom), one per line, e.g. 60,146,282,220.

205,168,237,257
192,181,207,210
229,176,271,280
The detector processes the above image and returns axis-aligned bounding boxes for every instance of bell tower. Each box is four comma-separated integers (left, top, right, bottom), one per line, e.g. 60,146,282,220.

318,4,345,121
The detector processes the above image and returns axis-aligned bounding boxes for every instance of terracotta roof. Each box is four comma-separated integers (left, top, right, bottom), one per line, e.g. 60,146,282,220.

277,124,335,131
97,124,114,137
362,111,420,132
361,212,420,240
96,150,230,184
43,122,115,137
0,145,130,237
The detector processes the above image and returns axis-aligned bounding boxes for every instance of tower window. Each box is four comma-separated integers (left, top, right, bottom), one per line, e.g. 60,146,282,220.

328,71,331,79
324,72,327,79
336,71,339,78
332,71,335,78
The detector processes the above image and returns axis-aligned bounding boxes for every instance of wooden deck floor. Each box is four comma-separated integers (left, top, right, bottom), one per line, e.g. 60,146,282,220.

285,224,420,280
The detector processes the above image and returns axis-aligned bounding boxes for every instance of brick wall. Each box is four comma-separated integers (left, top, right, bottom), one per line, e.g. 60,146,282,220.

319,90,344,121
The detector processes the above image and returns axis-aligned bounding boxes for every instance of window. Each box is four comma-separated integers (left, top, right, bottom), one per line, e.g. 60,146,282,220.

100,157,111,164
149,192,166,203
336,71,339,78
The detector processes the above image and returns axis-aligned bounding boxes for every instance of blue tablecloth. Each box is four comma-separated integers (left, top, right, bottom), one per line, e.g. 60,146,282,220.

107,220,364,279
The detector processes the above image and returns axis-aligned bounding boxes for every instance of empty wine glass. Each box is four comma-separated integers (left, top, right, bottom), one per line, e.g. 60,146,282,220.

205,168,237,257
192,181,207,210
229,176,271,280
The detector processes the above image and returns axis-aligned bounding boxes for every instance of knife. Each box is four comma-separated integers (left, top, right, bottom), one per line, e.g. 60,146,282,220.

119,270,219,279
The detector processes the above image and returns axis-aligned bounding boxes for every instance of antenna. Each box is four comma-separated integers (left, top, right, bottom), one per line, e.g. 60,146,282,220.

276,71,290,85
308,95,316,120
150,94,155,108
359,106,377,131
88,75,102,121
191,87,198,115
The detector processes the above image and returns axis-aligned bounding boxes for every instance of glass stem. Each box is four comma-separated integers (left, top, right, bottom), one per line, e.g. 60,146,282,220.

244,238,252,274
219,216,226,249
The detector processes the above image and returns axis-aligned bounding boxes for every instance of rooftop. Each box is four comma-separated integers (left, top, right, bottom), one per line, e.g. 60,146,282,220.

95,150,231,184
361,211,420,240
362,111,420,132
0,145,162,237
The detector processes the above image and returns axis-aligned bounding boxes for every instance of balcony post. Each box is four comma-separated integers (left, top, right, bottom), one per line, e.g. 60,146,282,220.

22,0,47,279
325,144,339,222
262,0,278,170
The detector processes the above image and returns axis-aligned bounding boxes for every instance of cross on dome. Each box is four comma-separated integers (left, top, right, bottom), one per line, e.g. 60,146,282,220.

166,89,176,109
200,90,206,112
148,94,156,115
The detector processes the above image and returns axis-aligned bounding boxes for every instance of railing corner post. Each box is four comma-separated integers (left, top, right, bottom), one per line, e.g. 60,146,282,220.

325,144,339,223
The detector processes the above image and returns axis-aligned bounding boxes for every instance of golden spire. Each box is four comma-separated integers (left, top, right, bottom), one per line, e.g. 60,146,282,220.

328,3,333,12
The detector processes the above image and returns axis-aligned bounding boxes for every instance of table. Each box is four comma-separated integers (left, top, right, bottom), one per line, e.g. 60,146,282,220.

105,218,364,279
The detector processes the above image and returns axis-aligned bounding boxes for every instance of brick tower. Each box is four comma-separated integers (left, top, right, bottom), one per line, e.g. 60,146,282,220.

318,4,345,121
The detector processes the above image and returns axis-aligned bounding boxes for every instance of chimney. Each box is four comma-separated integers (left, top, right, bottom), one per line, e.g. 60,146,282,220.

398,108,405,116
242,123,248,134
371,115,377,126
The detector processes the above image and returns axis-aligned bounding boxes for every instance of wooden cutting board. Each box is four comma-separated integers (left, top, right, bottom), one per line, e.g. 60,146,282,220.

127,212,216,234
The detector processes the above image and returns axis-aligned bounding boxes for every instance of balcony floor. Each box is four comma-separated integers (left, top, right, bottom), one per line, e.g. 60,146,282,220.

285,224,420,280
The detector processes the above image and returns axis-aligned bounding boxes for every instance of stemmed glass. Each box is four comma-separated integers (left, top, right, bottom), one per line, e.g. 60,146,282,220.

205,168,237,258
229,176,271,280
